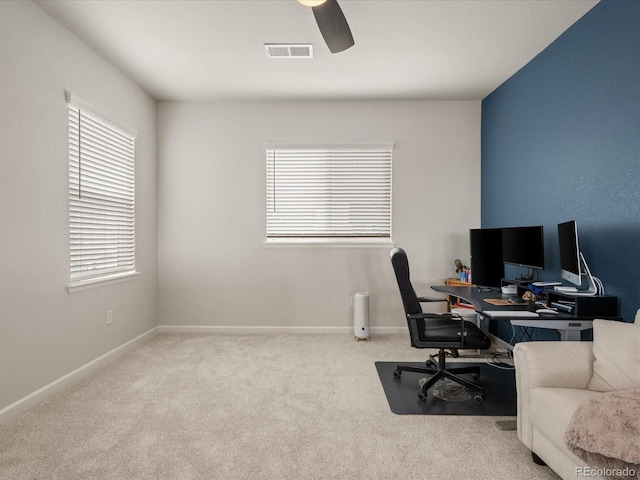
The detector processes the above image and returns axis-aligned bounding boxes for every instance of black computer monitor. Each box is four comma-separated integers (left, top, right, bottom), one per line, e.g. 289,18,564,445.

558,220,581,286
470,228,504,288
501,225,544,279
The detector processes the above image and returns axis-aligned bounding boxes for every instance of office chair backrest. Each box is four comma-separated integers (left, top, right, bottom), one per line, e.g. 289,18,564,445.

390,248,422,316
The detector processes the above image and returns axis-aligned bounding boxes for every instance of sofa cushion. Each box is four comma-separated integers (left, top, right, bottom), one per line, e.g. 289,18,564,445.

587,319,640,392
531,387,602,454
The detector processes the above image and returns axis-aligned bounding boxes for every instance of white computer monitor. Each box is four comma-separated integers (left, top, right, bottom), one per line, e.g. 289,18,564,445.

558,220,581,286
557,220,602,295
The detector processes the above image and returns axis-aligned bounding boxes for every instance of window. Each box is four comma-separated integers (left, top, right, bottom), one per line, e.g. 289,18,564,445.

266,144,392,243
67,93,138,288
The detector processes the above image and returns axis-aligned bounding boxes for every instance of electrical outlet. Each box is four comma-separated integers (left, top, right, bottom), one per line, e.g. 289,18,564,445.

106,310,113,326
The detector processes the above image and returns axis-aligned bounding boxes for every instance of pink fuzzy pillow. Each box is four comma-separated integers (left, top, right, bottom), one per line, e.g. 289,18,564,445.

564,389,640,473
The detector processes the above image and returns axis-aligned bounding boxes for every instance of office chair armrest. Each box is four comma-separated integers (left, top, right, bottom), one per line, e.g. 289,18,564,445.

416,296,447,303
406,313,468,350
407,312,463,340
448,311,469,347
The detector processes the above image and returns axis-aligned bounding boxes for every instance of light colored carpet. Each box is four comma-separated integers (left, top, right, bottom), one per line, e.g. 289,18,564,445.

0,333,559,479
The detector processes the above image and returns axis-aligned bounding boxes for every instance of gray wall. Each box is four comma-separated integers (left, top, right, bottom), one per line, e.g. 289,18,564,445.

0,1,157,411
157,101,481,330
0,1,481,414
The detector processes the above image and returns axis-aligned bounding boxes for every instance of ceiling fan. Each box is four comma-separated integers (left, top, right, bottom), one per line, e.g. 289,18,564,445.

297,0,354,53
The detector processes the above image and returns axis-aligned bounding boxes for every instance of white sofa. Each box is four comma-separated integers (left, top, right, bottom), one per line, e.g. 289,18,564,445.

513,313,640,480
514,341,601,479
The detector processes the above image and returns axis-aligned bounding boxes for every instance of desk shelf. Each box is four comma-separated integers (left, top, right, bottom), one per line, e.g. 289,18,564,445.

547,291,618,318
501,278,618,318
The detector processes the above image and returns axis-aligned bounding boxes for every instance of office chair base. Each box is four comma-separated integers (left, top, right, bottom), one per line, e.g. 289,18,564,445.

393,364,439,377
415,368,484,403
393,366,483,396
394,350,485,403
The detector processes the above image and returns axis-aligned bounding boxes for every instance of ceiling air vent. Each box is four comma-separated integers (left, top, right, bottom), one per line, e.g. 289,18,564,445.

265,44,314,59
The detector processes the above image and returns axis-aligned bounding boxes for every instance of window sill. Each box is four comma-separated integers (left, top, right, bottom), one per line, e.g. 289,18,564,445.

264,238,395,248
66,271,140,294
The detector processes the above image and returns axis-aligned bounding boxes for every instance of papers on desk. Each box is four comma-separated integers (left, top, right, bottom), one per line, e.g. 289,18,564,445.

484,299,511,306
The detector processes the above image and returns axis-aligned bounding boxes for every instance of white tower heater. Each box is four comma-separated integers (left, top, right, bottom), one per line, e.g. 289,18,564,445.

353,292,370,341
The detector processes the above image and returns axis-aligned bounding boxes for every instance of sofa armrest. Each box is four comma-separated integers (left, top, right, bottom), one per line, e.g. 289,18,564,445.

513,341,594,449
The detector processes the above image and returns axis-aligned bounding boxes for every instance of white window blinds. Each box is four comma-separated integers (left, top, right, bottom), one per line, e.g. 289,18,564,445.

68,101,136,283
266,144,392,240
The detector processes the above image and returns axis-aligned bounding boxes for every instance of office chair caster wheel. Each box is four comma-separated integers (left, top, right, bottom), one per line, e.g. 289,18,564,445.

425,359,436,368
472,374,480,381
473,394,484,404
418,391,427,401
393,370,401,378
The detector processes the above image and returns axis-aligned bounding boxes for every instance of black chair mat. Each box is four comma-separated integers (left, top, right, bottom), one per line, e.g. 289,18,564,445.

375,361,516,416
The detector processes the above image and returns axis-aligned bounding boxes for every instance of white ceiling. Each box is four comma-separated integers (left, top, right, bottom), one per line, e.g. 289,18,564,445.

35,0,599,102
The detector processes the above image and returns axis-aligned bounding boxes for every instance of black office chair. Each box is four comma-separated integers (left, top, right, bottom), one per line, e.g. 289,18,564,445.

390,247,491,403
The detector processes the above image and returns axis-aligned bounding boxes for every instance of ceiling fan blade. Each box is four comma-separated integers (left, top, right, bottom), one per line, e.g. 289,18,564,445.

311,0,354,53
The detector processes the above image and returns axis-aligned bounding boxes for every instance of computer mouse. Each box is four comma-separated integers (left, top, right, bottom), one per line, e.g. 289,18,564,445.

536,308,558,315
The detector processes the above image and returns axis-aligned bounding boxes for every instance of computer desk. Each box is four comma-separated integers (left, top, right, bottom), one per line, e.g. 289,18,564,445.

430,285,596,341
431,284,602,431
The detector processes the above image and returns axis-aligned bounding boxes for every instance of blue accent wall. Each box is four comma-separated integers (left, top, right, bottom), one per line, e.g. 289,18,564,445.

481,0,640,341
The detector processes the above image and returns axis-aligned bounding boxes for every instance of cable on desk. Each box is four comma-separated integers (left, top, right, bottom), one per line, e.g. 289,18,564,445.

508,323,516,347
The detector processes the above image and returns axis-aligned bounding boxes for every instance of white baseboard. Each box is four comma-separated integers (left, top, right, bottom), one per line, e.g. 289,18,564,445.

157,325,406,335
157,326,509,344
1,325,506,423
0,327,158,423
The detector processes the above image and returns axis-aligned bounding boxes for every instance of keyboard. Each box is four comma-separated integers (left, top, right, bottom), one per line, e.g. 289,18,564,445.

554,286,578,293
483,310,539,318
532,281,561,287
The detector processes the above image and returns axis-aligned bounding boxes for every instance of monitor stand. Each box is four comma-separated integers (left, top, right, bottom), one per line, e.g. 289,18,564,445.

572,252,602,296
516,267,535,282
